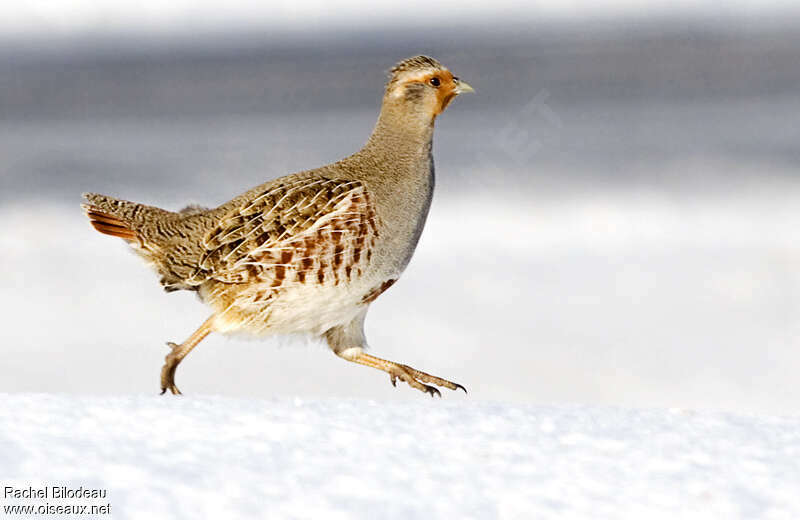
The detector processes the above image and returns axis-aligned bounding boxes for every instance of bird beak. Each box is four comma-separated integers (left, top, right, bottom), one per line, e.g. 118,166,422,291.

454,79,475,95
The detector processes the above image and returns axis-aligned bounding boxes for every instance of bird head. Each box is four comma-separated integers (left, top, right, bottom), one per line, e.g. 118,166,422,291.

384,56,474,120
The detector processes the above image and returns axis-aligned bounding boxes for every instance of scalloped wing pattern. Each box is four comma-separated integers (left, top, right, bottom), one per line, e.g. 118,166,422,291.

190,178,379,306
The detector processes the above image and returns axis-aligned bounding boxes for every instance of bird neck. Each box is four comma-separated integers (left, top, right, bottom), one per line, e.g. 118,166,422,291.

362,100,435,163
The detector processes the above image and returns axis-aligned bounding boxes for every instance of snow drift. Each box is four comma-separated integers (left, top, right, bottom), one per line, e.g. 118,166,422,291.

1,394,799,519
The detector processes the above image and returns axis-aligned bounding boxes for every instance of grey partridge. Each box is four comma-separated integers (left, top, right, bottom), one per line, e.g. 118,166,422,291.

82,55,473,396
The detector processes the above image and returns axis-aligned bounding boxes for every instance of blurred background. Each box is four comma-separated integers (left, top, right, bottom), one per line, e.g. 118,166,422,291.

2,1,800,413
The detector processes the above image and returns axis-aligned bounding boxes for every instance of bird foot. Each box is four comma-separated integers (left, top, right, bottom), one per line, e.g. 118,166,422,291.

160,342,183,395
388,363,467,397
336,351,467,398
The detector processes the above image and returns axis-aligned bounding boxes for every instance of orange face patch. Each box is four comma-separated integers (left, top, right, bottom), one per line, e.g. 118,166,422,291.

429,70,458,115
394,69,459,116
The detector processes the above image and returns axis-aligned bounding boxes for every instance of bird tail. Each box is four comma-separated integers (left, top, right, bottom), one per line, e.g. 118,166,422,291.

82,205,138,241
81,193,207,292
81,192,172,244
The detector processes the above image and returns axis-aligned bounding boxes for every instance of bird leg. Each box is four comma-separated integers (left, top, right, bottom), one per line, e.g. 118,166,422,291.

160,315,216,395
339,351,466,397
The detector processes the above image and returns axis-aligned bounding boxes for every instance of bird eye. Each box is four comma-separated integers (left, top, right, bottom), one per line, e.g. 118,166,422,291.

429,77,441,87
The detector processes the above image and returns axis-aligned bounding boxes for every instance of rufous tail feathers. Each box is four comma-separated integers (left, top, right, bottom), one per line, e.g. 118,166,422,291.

81,192,156,242
81,204,138,241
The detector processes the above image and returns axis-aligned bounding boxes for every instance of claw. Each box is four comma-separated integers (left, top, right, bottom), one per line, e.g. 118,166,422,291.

161,342,183,396
156,317,214,397
348,352,466,398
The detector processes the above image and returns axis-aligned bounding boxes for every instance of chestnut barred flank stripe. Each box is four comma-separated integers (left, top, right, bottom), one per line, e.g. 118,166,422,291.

191,178,379,293
362,279,397,304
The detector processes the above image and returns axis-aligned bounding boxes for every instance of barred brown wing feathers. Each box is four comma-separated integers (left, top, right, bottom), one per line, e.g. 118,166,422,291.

190,177,379,289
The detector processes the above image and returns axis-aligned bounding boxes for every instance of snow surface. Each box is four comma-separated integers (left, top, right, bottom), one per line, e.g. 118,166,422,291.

1,394,799,519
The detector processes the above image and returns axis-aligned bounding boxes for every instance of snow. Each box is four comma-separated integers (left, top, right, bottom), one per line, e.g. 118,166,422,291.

1,394,799,519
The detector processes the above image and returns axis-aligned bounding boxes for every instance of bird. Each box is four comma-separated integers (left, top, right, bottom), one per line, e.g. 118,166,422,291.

82,55,473,397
